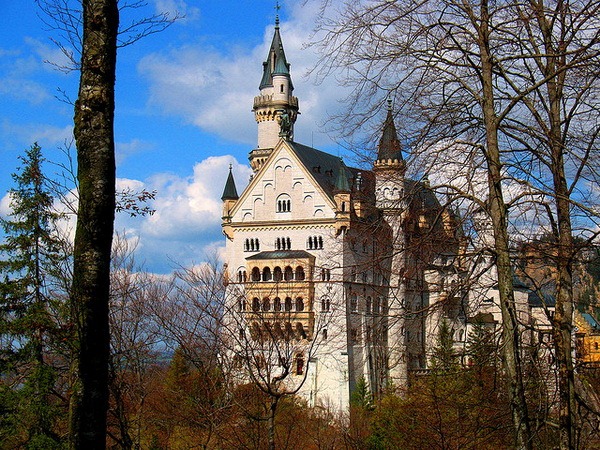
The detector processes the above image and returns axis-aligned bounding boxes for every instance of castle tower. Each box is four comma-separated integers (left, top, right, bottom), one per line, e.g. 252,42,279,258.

372,100,409,386
249,15,299,172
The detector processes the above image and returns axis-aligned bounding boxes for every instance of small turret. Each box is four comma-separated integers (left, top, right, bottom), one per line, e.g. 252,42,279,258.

333,161,351,235
374,100,406,210
221,165,238,240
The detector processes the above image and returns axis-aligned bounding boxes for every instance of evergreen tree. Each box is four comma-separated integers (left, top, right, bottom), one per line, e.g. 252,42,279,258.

431,319,457,372
0,143,66,449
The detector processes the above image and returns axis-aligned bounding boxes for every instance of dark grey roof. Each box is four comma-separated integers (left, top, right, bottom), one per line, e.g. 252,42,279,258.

259,24,293,90
527,291,556,308
246,250,314,261
221,167,239,201
287,142,374,201
581,313,600,331
377,103,403,162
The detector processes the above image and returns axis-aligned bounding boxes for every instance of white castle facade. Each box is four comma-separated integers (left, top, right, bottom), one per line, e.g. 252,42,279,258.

220,20,553,411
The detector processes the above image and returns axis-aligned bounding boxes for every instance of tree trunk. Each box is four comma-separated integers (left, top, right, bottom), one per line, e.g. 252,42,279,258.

478,2,532,448
70,0,118,448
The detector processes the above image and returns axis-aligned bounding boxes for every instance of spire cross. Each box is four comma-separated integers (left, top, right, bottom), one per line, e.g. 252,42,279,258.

275,1,280,26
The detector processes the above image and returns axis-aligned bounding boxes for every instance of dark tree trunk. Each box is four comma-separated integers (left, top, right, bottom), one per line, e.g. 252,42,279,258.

70,1,118,448
477,2,532,448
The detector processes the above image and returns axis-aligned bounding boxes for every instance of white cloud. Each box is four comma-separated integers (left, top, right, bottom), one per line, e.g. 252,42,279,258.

0,192,12,217
110,156,251,273
138,5,350,150
153,0,200,21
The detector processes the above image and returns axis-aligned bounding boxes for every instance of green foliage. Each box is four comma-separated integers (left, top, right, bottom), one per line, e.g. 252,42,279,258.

350,376,373,409
431,319,457,371
0,144,68,448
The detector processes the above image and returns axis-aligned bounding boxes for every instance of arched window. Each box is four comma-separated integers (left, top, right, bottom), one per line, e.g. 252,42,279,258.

296,297,305,311
262,267,272,281
251,267,261,282
244,239,249,251
286,237,291,249
238,297,246,311
274,267,283,281
276,237,281,250
296,322,307,339
366,296,372,314
277,194,291,212
262,297,271,311
374,297,381,314
321,296,330,312
318,236,323,249
285,297,293,311
254,238,260,251
284,266,294,281
252,298,260,312
295,266,305,281
274,297,282,311
322,329,328,340
307,237,313,250
350,293,358,313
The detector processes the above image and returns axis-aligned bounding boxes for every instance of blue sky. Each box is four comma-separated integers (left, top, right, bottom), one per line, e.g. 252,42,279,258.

0,1,355,273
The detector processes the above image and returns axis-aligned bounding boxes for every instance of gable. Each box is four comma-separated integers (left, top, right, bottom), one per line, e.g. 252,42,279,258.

230,141,338,223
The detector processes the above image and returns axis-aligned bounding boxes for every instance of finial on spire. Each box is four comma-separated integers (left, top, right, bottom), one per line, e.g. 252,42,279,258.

387,97,393,111
275,1,280,27
229,163,232,171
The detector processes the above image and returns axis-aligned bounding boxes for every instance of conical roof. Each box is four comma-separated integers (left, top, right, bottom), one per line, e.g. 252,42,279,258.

221,166,239,201
377,100,403,162
259,19,293,90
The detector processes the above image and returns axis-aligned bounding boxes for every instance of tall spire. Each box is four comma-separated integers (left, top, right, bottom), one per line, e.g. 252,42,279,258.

251,12,300,168
377,99,403,163
259,13,293,90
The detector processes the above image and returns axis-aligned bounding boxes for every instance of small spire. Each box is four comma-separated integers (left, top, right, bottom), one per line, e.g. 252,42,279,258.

377,99,403,163
335,160,351,192
221,165,239,201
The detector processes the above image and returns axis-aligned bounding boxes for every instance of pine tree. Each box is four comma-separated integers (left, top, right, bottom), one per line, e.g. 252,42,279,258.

0,143,66,449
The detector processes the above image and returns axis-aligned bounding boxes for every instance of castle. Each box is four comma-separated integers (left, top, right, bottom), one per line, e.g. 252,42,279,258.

220,18,553,410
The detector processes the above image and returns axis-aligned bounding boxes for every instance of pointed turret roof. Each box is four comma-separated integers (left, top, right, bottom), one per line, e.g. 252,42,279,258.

377,99,403,162
221,165,239,201
335,160,351,192
259,17,293,90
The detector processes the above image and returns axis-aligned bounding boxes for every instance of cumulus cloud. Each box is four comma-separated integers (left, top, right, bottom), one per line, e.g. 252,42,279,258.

110,156,251,273
138,4,349,150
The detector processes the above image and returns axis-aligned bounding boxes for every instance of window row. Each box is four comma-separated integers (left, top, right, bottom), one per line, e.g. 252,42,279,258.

275,237,292,250
250,265,306,282
320,268,331,281
241,296,306,312
307,236,323,250
349,293,386,314
244,238,260,252
277,198,291,212
248,321,308,344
